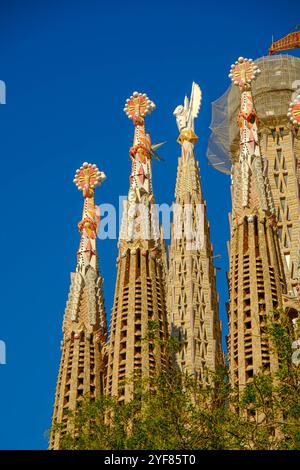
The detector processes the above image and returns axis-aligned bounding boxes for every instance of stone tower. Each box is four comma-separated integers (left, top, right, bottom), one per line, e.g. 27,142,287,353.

168,82,223,381
226,57,287,388
240,56,300,317
207,55,300,327
50,162,107,450
106,92,169,402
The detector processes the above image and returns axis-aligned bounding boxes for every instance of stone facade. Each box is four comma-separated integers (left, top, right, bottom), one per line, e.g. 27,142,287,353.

259,125,300,304
105,241,169,401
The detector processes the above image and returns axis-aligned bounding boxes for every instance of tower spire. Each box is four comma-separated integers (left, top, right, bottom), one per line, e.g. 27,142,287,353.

50,163,107,450
73,162,106,274
169,83,223,381
228,57,275,217
106,92,169,402
227,57,286,388
120,91,159,243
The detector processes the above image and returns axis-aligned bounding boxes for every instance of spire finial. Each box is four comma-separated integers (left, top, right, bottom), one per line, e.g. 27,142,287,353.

124,91,155,126
73,162,106,198
229,57,261,89
73,162,106,269
287,95,300,126
228,57,272,213
173,82,202,144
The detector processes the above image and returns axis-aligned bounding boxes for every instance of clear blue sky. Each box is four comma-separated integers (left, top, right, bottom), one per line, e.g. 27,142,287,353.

0,0,299,450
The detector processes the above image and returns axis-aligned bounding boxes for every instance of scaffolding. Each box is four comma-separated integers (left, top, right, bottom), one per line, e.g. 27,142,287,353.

207,54,300,174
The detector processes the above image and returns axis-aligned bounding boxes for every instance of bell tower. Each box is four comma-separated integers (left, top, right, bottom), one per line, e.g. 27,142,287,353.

50,162,107,449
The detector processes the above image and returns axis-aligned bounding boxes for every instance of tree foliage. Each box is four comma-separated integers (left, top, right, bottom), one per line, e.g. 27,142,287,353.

52,313,300,450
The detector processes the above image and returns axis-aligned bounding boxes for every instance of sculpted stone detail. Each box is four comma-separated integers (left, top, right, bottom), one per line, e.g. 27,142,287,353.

173,81,202,133
68,271,84,322
288,94,300,126
74,163,106,272
252,156,268,212
121,92,163,244
85,267,98,326
229,57,276,217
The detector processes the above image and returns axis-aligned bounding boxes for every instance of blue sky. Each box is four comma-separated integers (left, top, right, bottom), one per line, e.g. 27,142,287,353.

0,0,299,450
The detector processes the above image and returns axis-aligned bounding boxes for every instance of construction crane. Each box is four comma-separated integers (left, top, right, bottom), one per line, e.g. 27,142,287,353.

269,28,300,55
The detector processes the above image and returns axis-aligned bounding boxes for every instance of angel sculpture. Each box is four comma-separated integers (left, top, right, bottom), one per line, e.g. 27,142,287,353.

173,81,202,132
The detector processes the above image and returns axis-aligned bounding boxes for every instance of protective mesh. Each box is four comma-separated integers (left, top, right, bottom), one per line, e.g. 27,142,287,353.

206,55,300,174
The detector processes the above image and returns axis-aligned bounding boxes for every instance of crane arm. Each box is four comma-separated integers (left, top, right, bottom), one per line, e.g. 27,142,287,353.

269,30,300,55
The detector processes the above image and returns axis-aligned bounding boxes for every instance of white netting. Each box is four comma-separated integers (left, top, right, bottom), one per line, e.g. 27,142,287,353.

206,55,300,174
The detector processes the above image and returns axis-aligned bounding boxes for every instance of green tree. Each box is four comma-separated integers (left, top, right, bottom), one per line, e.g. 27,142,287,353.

51,313,300,450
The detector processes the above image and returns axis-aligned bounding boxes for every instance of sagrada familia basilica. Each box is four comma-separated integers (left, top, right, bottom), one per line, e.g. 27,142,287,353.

49,53,300,449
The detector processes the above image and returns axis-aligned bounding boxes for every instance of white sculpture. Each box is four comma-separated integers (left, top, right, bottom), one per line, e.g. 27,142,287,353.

173,81,202,132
